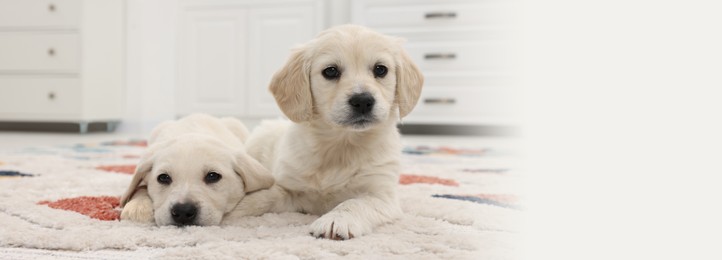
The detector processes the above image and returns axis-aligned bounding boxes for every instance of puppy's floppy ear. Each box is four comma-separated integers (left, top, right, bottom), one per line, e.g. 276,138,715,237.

120,150,155,207
269,47,313,122
395,42,424,118
233,152,274,193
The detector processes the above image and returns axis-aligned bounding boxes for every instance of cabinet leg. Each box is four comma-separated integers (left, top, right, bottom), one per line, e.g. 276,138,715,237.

79,122,89,134
106,121,119,132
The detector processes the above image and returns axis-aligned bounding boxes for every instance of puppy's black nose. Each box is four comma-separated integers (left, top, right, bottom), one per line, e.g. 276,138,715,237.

171,203,197,226
348,93,375,115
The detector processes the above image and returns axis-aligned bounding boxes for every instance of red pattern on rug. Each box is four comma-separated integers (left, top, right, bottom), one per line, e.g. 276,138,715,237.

399,174,459,186
96,165,136,174
38,196,120,221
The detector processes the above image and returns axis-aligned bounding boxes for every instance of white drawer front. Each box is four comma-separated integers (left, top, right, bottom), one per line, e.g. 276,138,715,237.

380,28,513,43
360,1,511,28
0,0,81,28
406,87,516,121
0,32,80,72
404,41,513,72
423,72,514,88
0,77,81,116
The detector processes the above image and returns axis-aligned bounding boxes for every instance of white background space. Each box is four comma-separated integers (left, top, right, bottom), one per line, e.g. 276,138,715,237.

521,0,722,259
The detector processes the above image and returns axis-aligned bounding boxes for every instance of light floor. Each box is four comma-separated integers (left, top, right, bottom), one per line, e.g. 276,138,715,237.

0,132,143,151
0,131,520,153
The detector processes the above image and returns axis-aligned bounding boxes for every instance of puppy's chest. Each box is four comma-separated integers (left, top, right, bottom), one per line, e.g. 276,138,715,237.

275,137,393,193
279,162,362,193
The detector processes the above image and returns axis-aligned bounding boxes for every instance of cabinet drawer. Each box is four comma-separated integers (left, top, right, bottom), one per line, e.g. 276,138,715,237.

407,87,515,120
0,77,81,116
423,72,514,88
0,0,81,28
0,32,80,72
404,41,513,72
358,1,511,28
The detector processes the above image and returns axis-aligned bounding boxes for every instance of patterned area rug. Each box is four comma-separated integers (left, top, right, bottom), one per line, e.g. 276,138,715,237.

0,139,522,259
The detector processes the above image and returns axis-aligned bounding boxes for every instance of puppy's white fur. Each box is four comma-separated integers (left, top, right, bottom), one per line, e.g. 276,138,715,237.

223,25,423,239
120,114,274,226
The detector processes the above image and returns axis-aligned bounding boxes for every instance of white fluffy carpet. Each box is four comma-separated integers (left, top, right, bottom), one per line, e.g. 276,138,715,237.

0,139,521,259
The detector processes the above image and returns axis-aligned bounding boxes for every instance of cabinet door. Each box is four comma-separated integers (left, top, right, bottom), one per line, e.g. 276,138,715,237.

247,5,320,117
177,8,247,116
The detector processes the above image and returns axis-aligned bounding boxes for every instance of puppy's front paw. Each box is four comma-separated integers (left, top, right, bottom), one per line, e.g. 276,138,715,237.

120,196,154,224
309,212,369,240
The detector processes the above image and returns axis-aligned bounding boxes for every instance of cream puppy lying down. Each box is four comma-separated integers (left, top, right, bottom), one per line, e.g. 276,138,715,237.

223,25,424,239
120,113,274,226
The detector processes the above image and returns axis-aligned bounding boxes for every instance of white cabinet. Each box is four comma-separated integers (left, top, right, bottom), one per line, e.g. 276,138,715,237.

0,0,125,132
176,0,324,118
247,6,317,115
352,0,519,126
178,8,248,115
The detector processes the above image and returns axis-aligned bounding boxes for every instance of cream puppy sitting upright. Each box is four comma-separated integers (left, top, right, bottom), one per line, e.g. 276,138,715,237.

120,113,274,226
223,25,423,239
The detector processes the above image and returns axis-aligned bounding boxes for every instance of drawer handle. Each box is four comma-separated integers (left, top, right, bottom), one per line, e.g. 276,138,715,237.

424,53,456,60
48,92,56,100
424,98,456,104
49,4,56,12
48,48,56,56
425,12,457,19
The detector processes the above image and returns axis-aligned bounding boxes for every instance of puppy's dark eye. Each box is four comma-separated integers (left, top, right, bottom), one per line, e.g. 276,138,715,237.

373,65,388,78
157,173,172,185
322,66,341,80
204,172,222,184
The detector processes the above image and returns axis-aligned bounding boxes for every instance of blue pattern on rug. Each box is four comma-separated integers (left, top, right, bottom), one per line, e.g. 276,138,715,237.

0,170,34,177
461,168,510,174
432,194,520,210
403,145,487,157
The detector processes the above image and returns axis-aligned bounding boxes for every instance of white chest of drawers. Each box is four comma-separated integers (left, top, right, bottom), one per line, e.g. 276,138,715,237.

352,0,519,126
0,0,125,132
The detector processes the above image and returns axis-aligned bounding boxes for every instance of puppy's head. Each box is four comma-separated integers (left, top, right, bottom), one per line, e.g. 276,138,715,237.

120,134,273,226
269,25,423,131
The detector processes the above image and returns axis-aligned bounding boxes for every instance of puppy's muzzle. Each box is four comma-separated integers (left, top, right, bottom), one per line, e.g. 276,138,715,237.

348,93,375,115
171,203,198,226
